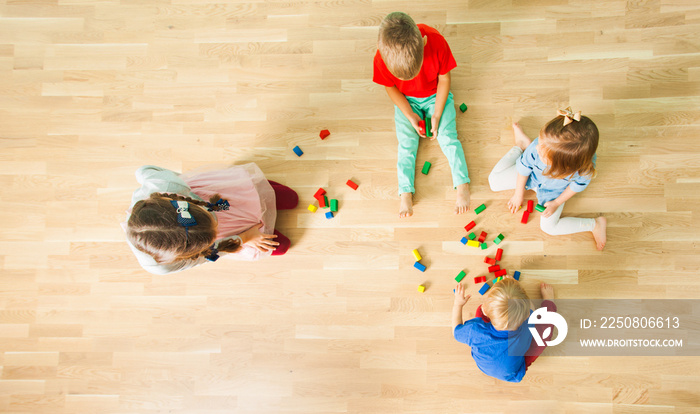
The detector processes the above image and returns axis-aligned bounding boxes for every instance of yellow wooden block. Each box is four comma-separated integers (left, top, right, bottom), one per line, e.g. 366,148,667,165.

467,240,480,248
417,285,425,293
307,204,318,212
412,249,421,261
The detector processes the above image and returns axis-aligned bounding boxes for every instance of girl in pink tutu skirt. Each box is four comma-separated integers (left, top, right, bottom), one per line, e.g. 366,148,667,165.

125,164,298,275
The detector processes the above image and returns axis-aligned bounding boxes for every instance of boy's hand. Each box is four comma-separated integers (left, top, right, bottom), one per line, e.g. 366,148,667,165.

430,114,440,140
409,112,426,138
542,200,561,218
454,283,471,307
507,192,524,214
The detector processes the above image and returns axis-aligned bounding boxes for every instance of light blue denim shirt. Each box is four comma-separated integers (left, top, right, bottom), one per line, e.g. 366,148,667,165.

516,138,595,204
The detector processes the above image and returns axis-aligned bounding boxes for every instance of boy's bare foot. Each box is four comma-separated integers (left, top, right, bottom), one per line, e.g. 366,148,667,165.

455,183,471,214
540,282,554,300
513,122,532,151
592,216,607,251
399,192,413,218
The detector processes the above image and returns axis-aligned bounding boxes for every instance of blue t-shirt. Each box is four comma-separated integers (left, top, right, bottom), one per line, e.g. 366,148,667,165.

516,138,595,204
453,317,533,383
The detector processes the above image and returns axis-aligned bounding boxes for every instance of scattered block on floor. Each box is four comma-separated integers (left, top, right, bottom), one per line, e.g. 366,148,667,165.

319,195,328,208
474,275,486,283
465,221,476,232
480,242,488,250
488,265,500,273
478,231,487,243
459,103,468,113
484,257,496,265
474,203,486,214
414,261,426,272
330,199,338,212
535,204,545,212
346,179,359,190
293,146,303,156
527,200,534,213
494,276,503,283
417,285,426,293
467,240,480,248
319,129,330,139
412,249,422,261
314,188,326,198
493,234,504,245
421,161,431,175
455,271,466,282
521,210,530,224
468,232,476,240
494,269,507,277
460,237,468,245
479,283,490,295
513,271,521,281
495,248,503,261
307,204,318,213
325,211,334,219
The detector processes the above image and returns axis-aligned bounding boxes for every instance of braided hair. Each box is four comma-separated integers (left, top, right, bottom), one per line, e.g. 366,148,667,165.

127,192,241,264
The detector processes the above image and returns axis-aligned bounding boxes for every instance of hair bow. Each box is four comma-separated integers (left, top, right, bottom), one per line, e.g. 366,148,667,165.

557,107,581,126
207,198,230,211
170,200,198,227
205,243,220,262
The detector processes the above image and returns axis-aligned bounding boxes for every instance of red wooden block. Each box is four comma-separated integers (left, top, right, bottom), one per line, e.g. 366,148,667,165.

474,276,487,283
521,210,530,224
346,180,358,190
318,196,327,208
494,269,507,277
478,231,487,243
488,265,500,273
465,221,476,232
484,257,496,265
527,199,534,213
319,129,330,139
418,120,426,135
495,248,503,261
314,188,326,198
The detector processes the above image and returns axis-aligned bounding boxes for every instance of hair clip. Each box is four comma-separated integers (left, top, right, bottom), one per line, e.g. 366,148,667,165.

170,200,198,227
207,198,230,212
557,107,581,126
205,244,219,262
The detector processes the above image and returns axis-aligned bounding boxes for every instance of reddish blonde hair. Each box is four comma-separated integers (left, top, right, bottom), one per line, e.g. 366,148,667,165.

127,193,240,264
539,114,599,179
482,278,531,331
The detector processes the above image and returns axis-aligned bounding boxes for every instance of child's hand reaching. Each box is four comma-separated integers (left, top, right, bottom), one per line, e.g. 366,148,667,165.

507,192,524,214
454,283,471,307
240,222,279,252
430,114,440,140
409,111,427,138
542,200,561,218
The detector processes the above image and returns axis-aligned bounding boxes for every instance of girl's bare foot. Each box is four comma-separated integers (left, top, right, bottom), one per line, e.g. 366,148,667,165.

513,122,532,151
540,283,554,300
592,216,607,251
399,192,413,218
455,183,471,214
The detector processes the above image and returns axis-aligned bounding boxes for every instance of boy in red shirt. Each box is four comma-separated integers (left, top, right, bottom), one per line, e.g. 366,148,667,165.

374,12,470,218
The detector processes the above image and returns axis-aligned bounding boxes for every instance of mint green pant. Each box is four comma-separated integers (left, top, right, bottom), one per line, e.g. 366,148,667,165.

394,92,470,195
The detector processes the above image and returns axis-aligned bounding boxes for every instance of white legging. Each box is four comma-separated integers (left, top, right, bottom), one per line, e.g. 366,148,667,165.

488,146,595,236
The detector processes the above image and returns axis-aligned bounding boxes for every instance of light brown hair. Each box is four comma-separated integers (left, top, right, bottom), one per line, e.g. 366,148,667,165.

482,278,531,331
378,12,424,80
539,114,599,179
127,193,240,264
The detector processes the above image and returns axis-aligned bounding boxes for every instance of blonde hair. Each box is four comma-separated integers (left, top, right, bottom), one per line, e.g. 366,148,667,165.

377,12,423,80
482,278,531,331
539,114,599,179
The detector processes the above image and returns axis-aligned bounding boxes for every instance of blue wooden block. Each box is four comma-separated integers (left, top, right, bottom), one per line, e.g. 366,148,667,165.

414,261,426,272
293,146,303,156
325,211,333,219
478,283,490,295
460,237,468,245
513,271,521,281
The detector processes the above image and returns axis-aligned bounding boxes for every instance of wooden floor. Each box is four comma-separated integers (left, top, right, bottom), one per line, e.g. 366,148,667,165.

2,0,700,413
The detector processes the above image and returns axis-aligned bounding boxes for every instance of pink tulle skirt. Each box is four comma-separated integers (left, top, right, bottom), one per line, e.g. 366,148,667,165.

181,163,276,261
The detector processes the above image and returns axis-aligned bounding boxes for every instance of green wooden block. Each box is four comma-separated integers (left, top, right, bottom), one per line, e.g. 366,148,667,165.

330,199,338,212
493,234,504,245
455,271,466,282
480,242,488,250
459,103,468,112
474,203,486,214
425,117,433,137
322,195,329,208
421,161,431,175
535,204,545,212
468,232,476,240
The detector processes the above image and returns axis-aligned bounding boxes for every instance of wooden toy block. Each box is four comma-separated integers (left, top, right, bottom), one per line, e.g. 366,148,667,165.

474,203,486,214
521,210,530,224
414,261,426,272
330,199,338,212
535,204,545,212
321,195,328,208
318,196,327,208
479,283,490,295
455,271,466,282
478,231,487,243
468,232,476,240
314,188,326,198
480,242,488,250
495,248,503,261
494,269,507,277
418,120,426,135
425,116,433,137
417,285,426,293
484,257,496,265
459,103,468,113
319,129,330,139
493,234,504,245
325,211,334,219
460,237,468,245
412,249,422,261
307,204,318,213
293,146,303,157
421,161,431,175
467,240,480,248
527,200,534,213
513,271,521,281
474,275,486,283
494,277,503,283
346,179,358,190
488,265,500,273
465,221,476,232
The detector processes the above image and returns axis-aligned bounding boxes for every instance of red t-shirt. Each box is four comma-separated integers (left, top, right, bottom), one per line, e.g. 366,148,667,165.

373,24,457,98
